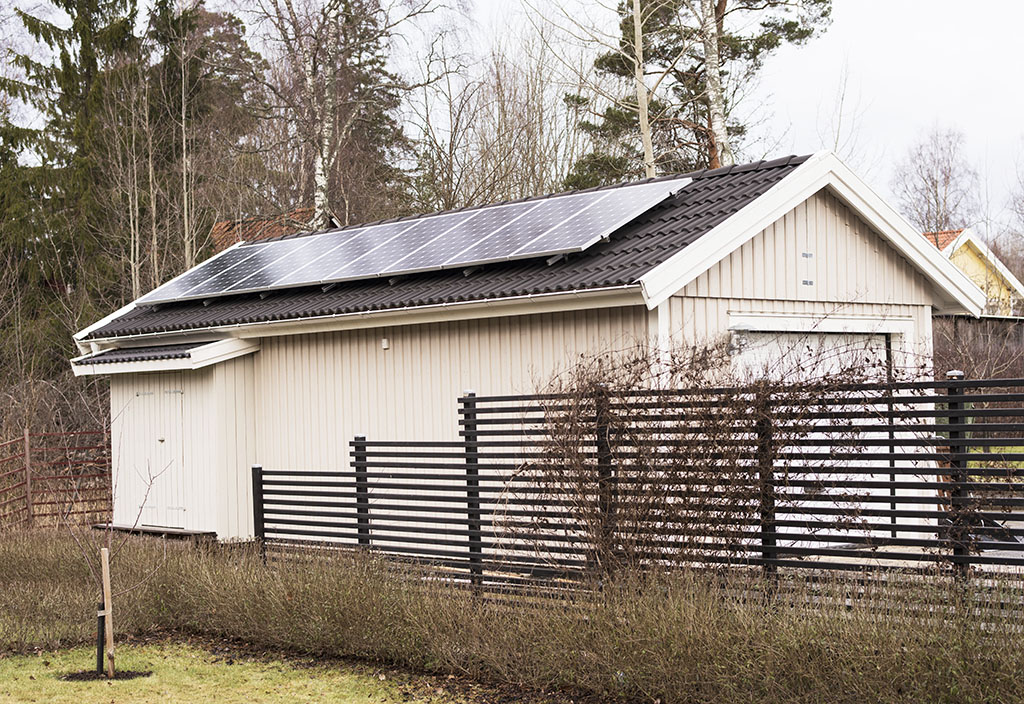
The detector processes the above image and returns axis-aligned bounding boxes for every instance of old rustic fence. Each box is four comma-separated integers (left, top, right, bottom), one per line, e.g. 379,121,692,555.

0,429,112,529
253,376,1024,586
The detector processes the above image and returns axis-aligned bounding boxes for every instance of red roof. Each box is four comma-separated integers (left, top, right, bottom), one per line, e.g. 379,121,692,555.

921,229,964,252
210,207,329,252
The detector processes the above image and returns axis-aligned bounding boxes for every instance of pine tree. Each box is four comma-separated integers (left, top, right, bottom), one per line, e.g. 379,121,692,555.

565,0,830,188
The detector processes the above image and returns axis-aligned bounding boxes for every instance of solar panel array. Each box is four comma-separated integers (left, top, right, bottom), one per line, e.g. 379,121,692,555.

139,177,690,305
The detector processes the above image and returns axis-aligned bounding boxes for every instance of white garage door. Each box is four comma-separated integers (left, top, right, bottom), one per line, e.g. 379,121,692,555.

731,331,892,382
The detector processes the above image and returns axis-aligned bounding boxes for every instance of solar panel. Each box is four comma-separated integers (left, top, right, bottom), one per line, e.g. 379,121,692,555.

136,243,270,304
441,193,600,269
185,237,321,297
325,211,476,282
383,200,544,275
263,227,372,289
515,180,675,256
138,176,691,305
222,230,357,294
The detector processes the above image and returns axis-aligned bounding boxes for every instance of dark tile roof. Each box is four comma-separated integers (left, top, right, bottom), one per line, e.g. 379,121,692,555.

86,155,809,340
73,343,201,365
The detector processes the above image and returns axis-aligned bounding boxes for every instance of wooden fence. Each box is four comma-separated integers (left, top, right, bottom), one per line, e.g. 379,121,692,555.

253,376,1024,588
0,429,112,529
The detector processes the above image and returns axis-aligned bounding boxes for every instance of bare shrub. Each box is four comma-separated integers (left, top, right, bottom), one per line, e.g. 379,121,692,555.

493,335,929,577
5,529,1024,703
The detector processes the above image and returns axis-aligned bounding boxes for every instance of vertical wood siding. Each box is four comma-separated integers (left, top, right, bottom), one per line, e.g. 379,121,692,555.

682,189,933,306
670,188,935,362
253,306,650,473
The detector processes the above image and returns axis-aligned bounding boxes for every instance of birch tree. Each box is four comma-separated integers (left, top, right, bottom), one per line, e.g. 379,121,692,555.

248,0,434,228
891,127,980,233
549,0,830,186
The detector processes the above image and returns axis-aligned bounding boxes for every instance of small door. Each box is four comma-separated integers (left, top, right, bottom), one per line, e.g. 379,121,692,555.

131,378,186,529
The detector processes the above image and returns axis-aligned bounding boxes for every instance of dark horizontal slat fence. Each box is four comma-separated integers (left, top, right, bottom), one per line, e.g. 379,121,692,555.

255,376,1024,587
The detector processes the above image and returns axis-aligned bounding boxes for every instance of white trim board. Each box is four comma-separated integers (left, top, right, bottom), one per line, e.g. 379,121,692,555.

78,286,647,347
639,152,986,316
727,312,915,336
71,338,260,376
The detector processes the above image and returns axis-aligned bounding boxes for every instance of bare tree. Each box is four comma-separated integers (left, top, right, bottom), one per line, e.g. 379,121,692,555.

247,0,439,229
411,22,593,209
891,126,980,233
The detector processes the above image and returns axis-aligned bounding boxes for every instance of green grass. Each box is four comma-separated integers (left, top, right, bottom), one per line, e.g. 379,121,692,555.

0,642,449,704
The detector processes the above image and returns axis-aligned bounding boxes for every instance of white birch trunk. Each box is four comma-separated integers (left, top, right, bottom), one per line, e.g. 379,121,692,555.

632,0,656,178
699,0,734,167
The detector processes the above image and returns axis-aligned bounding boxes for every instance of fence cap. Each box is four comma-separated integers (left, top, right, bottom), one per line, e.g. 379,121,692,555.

945,370,965,380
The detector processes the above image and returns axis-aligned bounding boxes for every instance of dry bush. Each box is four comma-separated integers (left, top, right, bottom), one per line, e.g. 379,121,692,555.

495,336,925,577
4,529,1024,703
932,316,1024,379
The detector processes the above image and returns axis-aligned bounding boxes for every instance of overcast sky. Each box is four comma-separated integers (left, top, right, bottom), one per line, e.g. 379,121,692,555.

475,0,1024,236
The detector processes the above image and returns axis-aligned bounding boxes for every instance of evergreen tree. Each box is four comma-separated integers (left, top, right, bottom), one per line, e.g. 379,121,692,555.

565,0,831,188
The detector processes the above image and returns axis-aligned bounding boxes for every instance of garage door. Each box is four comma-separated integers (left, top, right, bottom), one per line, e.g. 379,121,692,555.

731,331,892,382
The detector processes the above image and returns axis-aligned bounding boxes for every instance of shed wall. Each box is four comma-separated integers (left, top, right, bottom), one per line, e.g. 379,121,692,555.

253,306,650,473
109,369,217,532
109,355,257,538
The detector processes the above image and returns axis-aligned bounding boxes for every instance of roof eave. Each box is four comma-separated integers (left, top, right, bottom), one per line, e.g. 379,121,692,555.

639,151,986,317
79,284,647,348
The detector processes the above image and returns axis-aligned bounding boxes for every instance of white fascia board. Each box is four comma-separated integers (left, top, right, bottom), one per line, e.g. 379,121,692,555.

728,311,915,336
639,151,987,317
72,356,194,376
187,338,260,369
80,285,646,347
73,301,137,353
951,229,1024,301
71,338,260,376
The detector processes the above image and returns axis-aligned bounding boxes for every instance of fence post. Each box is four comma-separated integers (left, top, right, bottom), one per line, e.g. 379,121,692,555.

251,465,265,560
353,435,371,547
946,370,970,578
756,393,777,581
96,600,105,674
594,385,616,575
23,428,33,527
462,392,483,586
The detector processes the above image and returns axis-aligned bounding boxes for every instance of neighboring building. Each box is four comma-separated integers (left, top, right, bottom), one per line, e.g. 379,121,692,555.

71,152,984,540
922,227,1024,316
209,207,340,253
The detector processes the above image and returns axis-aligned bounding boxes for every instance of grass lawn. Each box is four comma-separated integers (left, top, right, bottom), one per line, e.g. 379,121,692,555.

0,642,457,704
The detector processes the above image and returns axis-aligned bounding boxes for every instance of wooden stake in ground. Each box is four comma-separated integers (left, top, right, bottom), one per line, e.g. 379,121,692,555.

100,547,114,678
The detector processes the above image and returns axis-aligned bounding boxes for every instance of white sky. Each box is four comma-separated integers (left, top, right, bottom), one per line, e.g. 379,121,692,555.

474,0,1024,233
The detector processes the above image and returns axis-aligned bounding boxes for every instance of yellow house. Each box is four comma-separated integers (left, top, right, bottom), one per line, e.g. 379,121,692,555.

922,228,1024,316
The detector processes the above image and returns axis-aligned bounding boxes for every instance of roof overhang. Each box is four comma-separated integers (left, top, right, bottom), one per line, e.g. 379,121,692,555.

638,151,987,317
73,285,647,350
71,338,260,376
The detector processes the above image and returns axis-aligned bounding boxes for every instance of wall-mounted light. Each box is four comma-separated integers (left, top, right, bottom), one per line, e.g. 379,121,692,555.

381,337,390,350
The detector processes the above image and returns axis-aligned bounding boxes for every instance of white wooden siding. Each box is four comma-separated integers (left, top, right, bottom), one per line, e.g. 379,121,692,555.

669,189,935,365
253,307,650,474
681,189,933,306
